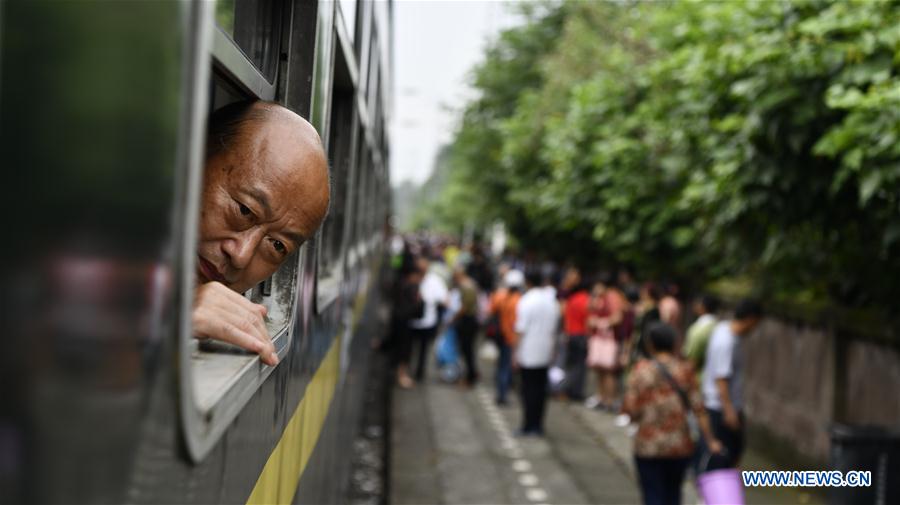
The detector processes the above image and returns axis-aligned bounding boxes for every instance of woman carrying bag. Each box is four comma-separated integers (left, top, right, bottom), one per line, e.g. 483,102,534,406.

623,322,723,505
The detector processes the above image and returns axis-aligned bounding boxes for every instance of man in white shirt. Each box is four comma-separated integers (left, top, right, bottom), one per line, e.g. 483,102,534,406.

700,298,762,470
409,257,449,381
514,272,560,436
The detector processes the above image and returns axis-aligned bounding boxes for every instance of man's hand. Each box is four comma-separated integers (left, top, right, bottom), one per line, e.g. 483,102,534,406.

723,407,741,431
715,378,740,430
193,281,279,366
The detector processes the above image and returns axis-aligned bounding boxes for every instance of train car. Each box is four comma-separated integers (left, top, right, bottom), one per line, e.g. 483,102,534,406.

1,0,392,503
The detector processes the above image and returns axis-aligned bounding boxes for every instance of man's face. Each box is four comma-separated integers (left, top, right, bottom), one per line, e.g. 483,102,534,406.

692,300,705,316
197,114,329,293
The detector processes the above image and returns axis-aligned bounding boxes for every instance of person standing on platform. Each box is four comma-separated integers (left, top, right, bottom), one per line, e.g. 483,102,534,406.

683,295,720,374
585,278,623,410
451,268,480,387
489,269,524,405
391,265,424,389
562,277,591,401
513,272,560,436
698,298,763,470
634,283,662,359
659,283,682,330
408,257,449,382
465,244,494,294
623,322,722,505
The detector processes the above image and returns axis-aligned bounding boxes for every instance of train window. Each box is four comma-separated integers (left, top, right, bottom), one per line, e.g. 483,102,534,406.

344,128,364,268
317,35,357,310
214,0,283,82
180,0,307,461
356,148,373,257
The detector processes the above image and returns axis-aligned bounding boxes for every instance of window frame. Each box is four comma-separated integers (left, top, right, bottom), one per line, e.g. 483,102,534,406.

179,0,307,463
315,24,359,313
211,27,277,100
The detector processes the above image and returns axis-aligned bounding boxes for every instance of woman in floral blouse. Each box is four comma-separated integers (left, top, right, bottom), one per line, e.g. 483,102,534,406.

623,322,722,505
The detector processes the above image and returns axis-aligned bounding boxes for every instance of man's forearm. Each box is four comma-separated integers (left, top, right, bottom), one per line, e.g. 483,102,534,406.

715,378,734,412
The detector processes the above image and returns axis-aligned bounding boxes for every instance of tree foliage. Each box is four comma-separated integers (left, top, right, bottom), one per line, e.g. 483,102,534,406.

423,0,900,309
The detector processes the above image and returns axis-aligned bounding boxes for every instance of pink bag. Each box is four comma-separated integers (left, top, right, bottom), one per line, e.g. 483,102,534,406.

587,329,618,369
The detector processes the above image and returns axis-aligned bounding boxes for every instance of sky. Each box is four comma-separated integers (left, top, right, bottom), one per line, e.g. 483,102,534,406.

389,1,521,186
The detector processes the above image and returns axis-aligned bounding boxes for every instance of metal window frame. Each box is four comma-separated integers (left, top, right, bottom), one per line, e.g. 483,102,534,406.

211,27,277,101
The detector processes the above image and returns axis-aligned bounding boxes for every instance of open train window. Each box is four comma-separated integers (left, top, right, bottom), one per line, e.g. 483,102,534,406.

187,73,300,409
316,32,357,311
180,0,306,462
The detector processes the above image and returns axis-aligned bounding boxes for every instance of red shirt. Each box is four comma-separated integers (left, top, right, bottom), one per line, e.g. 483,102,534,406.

564,290,590,335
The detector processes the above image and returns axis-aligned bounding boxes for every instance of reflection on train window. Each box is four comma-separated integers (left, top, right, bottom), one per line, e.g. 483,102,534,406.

317,36,356,310
215,0,283,81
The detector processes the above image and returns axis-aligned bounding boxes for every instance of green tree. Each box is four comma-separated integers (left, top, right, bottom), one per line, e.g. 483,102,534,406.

424,0,900,311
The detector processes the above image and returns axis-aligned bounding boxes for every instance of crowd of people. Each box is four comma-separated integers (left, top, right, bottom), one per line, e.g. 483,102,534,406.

385,234,763,505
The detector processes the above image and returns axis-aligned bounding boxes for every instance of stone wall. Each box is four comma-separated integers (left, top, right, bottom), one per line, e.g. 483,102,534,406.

740,316,900,463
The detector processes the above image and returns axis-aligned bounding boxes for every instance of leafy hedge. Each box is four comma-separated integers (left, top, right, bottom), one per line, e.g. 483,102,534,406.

422,0,900,310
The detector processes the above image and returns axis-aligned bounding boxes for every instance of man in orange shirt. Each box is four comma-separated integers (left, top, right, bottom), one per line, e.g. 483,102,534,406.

489,269,524,405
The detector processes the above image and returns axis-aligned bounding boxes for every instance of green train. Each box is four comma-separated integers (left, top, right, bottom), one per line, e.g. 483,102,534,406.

1,0,392,503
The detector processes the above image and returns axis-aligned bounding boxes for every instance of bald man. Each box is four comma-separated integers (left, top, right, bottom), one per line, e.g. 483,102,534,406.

192,100,330,365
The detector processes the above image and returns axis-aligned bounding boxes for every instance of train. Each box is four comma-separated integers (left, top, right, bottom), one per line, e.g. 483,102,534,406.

1,0,393,503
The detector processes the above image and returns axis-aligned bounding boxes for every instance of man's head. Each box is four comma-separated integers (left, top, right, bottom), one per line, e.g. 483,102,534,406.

198,100,330,293
646,322,677,355
561,267,581,291
732,298,763,336
525,271,542,290
503,269,524,292
694,294,720,316
591,278,608,298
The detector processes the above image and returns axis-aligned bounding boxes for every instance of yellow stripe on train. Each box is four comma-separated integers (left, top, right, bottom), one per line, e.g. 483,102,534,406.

246,337,341,505
247,258,378,504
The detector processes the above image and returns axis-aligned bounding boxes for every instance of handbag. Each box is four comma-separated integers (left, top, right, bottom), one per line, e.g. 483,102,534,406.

652,359,701,443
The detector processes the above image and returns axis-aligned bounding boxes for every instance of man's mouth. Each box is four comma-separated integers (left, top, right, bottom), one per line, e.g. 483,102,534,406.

197,256,227,284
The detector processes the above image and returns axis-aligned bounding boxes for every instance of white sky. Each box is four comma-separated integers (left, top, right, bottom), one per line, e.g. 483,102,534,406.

389,1,521,186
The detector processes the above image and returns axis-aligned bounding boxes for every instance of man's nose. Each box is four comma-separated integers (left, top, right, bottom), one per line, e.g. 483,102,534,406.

222,228,263,270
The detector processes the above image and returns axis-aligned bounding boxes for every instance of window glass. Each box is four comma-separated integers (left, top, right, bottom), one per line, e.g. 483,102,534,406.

316,41,355,308
321,91,353,275
215,0,283,81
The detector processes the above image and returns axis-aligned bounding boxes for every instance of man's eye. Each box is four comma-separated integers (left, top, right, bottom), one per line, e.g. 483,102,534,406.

238,203,252,216
272,239,287,254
